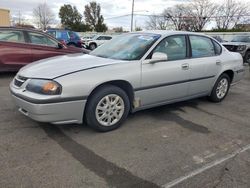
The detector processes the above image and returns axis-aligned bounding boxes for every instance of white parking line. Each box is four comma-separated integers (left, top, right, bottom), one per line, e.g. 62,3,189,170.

162,144,250,188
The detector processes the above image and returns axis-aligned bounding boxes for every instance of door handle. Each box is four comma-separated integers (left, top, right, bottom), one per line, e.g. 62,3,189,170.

216,60,221,65
181,63,189,70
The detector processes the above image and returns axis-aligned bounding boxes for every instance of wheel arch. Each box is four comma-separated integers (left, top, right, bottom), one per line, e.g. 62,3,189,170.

85,80,135,112
89,42,97,47
222,69,234,83
209,69,234,96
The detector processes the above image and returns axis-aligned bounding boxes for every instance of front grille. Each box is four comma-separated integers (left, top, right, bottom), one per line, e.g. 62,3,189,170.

223,45,238,52
14,75,28,87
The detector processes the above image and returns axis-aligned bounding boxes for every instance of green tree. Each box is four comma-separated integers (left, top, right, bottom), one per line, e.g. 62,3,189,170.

84,1,108,32
59,4,91,31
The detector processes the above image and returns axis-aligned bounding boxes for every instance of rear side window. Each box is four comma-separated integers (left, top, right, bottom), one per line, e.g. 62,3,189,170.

0,30,25,43
28,32,58,47
190,36,215,58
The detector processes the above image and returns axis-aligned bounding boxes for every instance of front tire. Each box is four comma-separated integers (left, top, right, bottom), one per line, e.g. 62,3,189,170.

85,85,130,132
208,74,230,102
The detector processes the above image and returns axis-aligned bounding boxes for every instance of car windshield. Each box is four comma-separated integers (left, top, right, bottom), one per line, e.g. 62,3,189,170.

231,36,250,43
89,33,161,60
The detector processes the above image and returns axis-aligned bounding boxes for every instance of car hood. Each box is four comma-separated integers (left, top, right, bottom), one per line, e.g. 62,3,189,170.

19,54,124,79
222,42,249,46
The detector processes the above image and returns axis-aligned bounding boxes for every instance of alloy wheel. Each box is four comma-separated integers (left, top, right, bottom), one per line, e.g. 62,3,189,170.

95,94,125,126
216,78,229,99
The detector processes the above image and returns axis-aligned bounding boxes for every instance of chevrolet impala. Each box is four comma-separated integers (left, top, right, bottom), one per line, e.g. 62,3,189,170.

10,31,244,132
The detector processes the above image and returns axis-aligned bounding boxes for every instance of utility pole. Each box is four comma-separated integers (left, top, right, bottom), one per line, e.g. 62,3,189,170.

18,10,21,24
131,0,134,32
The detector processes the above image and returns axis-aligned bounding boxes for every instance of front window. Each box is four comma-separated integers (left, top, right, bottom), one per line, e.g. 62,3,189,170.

231,36,250,43
90,33,161,60
28,32,58,47
151,35,187,61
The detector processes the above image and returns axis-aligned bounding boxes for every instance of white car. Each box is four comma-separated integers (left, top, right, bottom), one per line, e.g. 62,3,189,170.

83,35,113,50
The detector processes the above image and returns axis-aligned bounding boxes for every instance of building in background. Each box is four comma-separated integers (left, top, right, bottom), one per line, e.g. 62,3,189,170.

0,8,10,26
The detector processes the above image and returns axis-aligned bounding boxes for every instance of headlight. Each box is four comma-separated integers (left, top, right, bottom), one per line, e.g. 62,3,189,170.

237,45,246,51
26,79,62,95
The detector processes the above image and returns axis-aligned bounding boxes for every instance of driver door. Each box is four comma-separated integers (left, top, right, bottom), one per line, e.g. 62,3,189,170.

140,35,191,106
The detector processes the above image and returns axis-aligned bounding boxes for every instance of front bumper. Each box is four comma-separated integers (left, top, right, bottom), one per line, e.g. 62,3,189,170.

10,80,86,125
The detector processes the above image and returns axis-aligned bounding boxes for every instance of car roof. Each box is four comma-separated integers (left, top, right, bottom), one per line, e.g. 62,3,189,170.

0,27,61,42
0,26,45,34
47,29,74,32
134,30,207,37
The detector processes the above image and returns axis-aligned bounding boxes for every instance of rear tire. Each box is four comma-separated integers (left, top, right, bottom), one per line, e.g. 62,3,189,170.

244,51,250,64
85,85,130,132
208,73,230,102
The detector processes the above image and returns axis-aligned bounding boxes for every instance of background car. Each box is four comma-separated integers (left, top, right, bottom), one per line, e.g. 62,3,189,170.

82,35,113,50
211,35,224,43
10,31,244,132
222,35,250,64
0,27,87,72
46,29,84,48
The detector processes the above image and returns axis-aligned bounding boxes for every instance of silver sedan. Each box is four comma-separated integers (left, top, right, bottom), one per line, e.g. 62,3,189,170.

10,31,244,132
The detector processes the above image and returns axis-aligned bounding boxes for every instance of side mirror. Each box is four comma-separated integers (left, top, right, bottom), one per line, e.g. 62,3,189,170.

150,52,168,64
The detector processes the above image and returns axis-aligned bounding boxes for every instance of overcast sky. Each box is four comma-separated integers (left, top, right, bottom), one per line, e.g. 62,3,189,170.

0,0,249,30
0,0,189,29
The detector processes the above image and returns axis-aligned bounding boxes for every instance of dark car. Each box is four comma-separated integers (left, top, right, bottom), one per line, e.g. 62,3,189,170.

0,27,88,72
46,29,84,48
211,35,224,43
222,35,250,64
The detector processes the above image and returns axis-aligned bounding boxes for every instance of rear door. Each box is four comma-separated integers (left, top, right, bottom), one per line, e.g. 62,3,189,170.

187,35,222,96
25,31,66,62
0,29,32,71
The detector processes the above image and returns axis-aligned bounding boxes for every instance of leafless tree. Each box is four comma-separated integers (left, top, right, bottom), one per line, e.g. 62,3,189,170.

185,0,217,31
145,14,169,30
161,0,216,31
215,0,248,29
33,3,55,30
163,4,191,30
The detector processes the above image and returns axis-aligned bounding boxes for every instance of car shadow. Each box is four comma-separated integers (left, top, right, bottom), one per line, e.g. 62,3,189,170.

0,72,16,79
40,97,211,135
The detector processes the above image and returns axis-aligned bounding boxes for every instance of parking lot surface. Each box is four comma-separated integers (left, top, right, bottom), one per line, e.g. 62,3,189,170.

1,65,250,188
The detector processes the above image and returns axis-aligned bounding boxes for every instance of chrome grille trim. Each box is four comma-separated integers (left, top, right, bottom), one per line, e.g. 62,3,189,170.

14,75,28,87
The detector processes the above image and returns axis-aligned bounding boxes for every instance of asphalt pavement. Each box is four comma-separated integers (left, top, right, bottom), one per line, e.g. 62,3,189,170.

0,65,250,188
